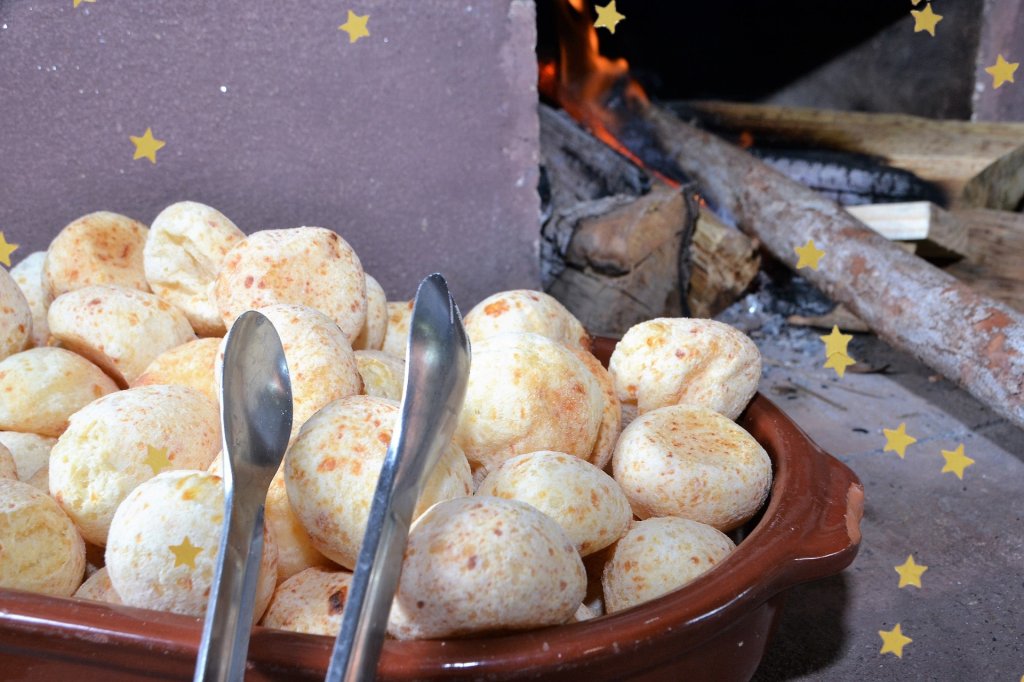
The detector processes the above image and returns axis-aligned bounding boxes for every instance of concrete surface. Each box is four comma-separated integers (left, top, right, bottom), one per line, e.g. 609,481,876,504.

718,296,1024,681
0,0,540,306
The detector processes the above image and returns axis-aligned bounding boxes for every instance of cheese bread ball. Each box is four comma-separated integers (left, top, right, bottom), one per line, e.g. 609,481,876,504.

0,478,86,597
144,201,246,336
218,305,361,438
0,266,32,361
602,517,734,613
131,337,220,404
106,470,277,619
464,289,589,352
262,567,353,636
0,432,56,487
43,211,150,297
477,451,631,557
0,442,16,480
387,496,586,640
612,405,771,531
11,251,52,347
49,384,221,546
609,318,761,420
453,332,604,476
48,285,196,386
352,274,387,351
380,300,413,357
571,348,621,470
354,350,405,401
285,396,472,570
74,566,122,604
0,347,119,437
214,227,367,343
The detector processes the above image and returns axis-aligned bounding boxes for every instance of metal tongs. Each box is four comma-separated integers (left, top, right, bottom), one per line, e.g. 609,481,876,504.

325,273,471,682
194,310,293,682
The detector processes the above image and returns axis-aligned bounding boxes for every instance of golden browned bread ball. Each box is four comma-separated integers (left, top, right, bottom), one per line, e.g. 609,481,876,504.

144,202,246,336
0,442,16,480
0,266,32,361
354,350,405,401
285,395,471,570
214,227,367,343
571,348,621,470
47,285,196,386
105,470,277,619
131,337,220,404
221,305,362,438
73,566,122,604
261,567,353,636
387,496,586,639
612,405,771,531
608,318,761,420
49,384,221,546
477,451,631,556
352,274,387,351
43,211,150,297
10,251,52,347
0,478,86,597
453,332,604,476
463,289,589,351
0,432,56,487
602,517,734,613
266,469,336,583
0,347,120,437
380,300,413,357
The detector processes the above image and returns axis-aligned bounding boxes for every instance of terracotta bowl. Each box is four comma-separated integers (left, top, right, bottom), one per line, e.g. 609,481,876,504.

0,338,863,681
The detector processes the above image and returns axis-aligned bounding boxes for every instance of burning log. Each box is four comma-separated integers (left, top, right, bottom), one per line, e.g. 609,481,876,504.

643,104,1024,429
539,105,759,335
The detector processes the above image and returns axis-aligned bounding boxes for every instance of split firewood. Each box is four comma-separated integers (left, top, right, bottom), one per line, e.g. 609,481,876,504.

846,202,967,262
643,104,1024,429
946,209,1024,315
675,101,1024,211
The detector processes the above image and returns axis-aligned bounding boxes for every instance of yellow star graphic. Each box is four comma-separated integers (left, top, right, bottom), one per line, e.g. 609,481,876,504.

911,3,942,37
879,623,912,657
940,443,974,479
339,10,370,43
169,536,202,569
130,128,166,164
594,1,626,34
143,444,172,474
883,422,917,459
73,0,95,7
0,231,19,268
794,239,825,270
895,555,928,588
985,55,1019,89
824,353,855,379
820,325,853,358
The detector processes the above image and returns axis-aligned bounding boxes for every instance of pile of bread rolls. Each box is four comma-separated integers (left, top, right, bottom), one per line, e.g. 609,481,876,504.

0,204,770,640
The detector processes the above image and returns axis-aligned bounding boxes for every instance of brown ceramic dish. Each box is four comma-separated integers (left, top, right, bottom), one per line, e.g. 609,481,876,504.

0,338,863,681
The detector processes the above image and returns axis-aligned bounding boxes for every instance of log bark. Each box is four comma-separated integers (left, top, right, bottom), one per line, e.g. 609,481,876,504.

644,104,1024,429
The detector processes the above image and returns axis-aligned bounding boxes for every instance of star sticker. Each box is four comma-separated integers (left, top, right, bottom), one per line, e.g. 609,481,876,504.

339,10,370,43
169,536,202,569
985,55,1019,89
143,444,172,474
594,1,626,34
130,128,166,164
73,0,95,7
895,555,928,588
820,325,853,358
0,231,19,267
824,352,856,379
879,623,912,657
940,444,974,479
883,422,917,459
794,239,825,270
911,3,942,37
